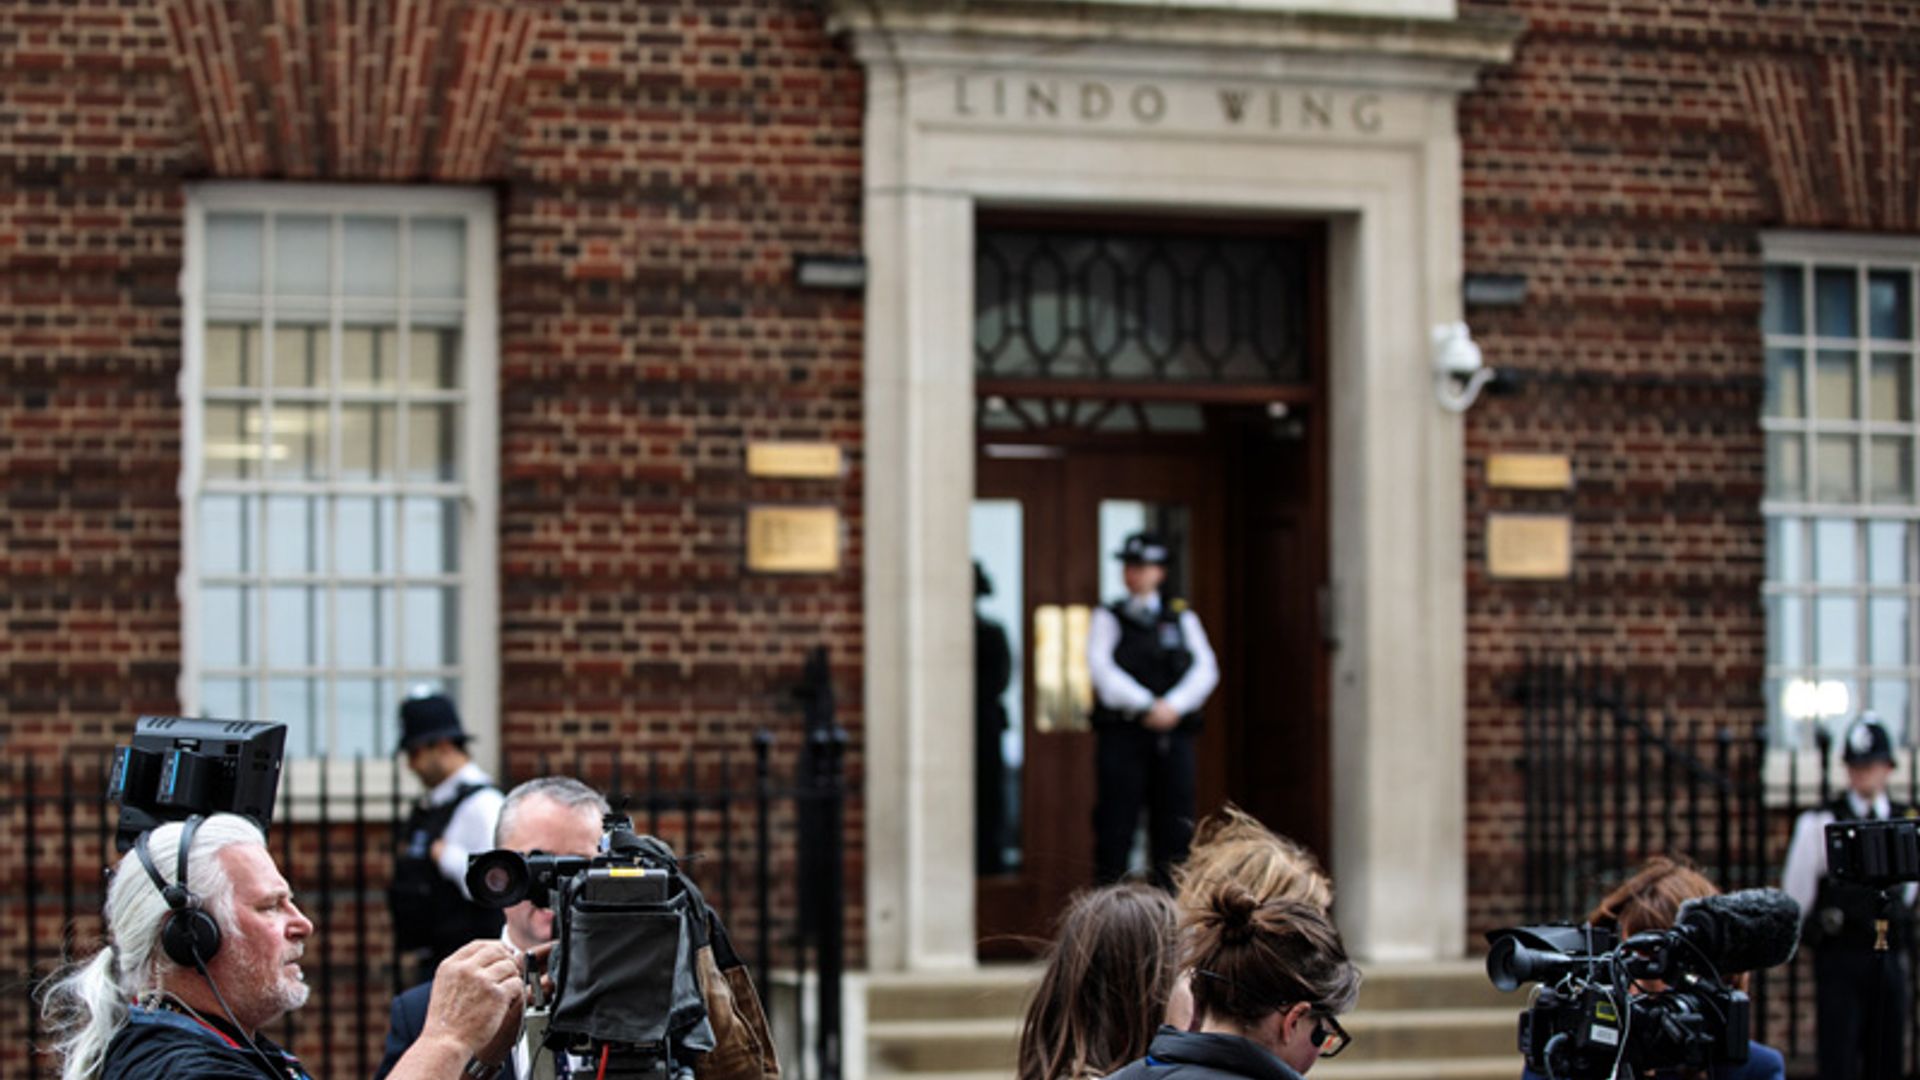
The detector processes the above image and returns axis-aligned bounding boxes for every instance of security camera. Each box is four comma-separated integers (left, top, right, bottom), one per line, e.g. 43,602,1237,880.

1432,322,1495,412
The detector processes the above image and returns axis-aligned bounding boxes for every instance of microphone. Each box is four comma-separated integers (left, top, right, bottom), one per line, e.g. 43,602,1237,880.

1669,888,1801,974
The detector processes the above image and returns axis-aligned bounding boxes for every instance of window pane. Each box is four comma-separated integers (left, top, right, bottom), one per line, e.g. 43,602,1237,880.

1871,436,1913,504
199,676,250,720
207,213,264,295
407,325,462,390
1764,265,1805,336
1870,353,1912,422
265,495,323,576
344,217,400,297
1769,595,1805,666
1769,517,1805,583
1767,434,1805,500
342,325,398,390
402,587,460,667
1870,270,1911,341
1869,521,1910,585
200,494,256,576
266,677,318,757
205,324,258,389
1815,350,1858,420
1766,347,1804,418
201,585,253,667
1816,595,1860,666
403,498,461,576
1814,519,1858,583
203,402,260,480
339,404,395,482
1815,436,1859,502
1871,597,1910,667
406,403,461,482
335,496,396,576
1871,679,1911,739
336,586,394,669
1817,267,1858,339
274,214,330,297
266,585,322,667
411,219,465,299
267,402,328,480
272,324,327,390
334,678,385,759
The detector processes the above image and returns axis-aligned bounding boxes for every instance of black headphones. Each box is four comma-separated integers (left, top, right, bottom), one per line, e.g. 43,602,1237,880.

133,814,223,968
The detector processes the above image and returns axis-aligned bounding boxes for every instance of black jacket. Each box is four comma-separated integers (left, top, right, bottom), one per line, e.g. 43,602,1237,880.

1107,1027,1306,1080
375,980,524,1080
102,1005,309,1080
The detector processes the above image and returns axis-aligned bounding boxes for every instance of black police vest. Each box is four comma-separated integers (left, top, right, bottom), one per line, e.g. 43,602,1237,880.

389,781,504,955
1808,793,1915,951
1091,598,1202,732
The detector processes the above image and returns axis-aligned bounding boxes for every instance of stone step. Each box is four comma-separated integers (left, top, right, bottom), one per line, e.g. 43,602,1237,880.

865,966,1041,1023
867,1017,1021,1074
1337,1007,1516,1064
1352,961,1512,1012
1312,1056,1524,1080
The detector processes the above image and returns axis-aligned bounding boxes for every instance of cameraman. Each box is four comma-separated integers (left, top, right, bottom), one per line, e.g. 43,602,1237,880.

1782,715,1914,1080
377,776,608,1080
40,813,524,1080
1519,857,1783,1080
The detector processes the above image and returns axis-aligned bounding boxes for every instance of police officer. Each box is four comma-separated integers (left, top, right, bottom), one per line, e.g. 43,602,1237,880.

1087,532,1219,887
389,693,506,978
1782,713,1916,1080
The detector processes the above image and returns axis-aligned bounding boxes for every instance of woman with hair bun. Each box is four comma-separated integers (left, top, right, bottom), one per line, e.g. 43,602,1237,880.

1108,887,1361,1080
1017,884,1181,1080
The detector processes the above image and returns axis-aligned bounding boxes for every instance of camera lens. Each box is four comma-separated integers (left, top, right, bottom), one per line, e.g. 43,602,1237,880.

466,849,531,908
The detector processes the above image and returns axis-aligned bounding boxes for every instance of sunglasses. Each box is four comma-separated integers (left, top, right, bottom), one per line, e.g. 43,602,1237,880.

1307,1007,1351,1059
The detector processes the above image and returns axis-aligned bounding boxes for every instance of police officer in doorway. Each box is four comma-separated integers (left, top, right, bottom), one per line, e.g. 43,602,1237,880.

388,693,506,978
1782,713,1917,1080
1087,531,1219,887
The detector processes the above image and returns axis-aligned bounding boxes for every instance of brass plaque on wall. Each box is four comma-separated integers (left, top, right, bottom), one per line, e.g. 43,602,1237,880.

1488,453,1573,490
1487,514,1572,580
747,442,843,479
746,507,840,573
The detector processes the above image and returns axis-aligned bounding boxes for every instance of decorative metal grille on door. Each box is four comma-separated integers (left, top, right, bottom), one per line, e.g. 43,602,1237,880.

975,225,1313,385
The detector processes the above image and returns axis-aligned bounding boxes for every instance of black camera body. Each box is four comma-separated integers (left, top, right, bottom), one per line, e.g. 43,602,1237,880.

468,814,714,1079
1489,888,1799,1080
1826,818,1920,890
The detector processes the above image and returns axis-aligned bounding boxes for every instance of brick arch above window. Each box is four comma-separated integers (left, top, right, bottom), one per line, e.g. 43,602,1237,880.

1739,55,1920,233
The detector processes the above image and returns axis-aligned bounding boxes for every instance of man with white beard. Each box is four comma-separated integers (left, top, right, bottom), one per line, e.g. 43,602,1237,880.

41,813,524,1080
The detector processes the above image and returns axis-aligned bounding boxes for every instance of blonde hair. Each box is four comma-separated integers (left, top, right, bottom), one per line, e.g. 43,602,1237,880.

1174,805,1332,917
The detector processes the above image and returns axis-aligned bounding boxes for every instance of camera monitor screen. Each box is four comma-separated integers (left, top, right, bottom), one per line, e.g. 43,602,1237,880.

108,716,286,852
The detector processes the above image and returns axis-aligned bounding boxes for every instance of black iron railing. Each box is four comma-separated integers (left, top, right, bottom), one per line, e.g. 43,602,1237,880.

1,654,850,1080
1514,656,1918,1074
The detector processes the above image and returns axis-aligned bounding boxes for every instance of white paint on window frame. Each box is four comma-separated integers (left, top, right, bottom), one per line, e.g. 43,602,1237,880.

180,182,499,794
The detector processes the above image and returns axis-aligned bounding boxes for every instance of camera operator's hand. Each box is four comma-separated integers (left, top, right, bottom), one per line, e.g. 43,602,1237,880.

388,940,527,1079
1144,699,1181,732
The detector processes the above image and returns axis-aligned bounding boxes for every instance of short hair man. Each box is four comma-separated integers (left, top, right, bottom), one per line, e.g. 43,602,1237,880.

42,813,524,1080
1782,714,1917,1080
391,694,507,972
376,777,610,1080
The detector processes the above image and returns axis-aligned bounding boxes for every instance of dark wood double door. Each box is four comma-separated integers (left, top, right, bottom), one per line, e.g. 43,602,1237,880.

972,407,1330,954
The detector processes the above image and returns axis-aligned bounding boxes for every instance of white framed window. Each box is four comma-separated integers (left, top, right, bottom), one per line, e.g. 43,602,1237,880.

1763,232,1920,747
180,183,498,762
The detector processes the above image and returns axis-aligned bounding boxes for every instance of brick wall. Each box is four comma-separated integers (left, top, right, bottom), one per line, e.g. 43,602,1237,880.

0,2,864,1075
1458,0,1920,941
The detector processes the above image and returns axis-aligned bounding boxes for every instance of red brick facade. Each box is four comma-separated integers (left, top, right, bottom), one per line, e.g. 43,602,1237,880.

1458,0,1920,938
1,2,864,1074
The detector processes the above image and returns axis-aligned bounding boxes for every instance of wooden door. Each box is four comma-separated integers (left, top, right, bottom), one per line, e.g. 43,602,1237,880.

973,444,1227,954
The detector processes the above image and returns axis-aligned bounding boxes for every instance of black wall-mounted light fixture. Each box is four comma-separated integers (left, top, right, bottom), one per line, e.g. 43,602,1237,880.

794,253,867,291
1464,272,1528,308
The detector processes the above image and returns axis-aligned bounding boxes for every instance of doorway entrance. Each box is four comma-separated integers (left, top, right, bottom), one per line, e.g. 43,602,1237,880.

968,216,1331,954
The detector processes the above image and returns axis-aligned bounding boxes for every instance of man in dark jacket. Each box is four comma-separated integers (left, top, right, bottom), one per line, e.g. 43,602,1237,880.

390,694,506,978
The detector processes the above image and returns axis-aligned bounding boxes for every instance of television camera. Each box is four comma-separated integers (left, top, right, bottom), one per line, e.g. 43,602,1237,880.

468,813,718,1080
1485,889,1800,1080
